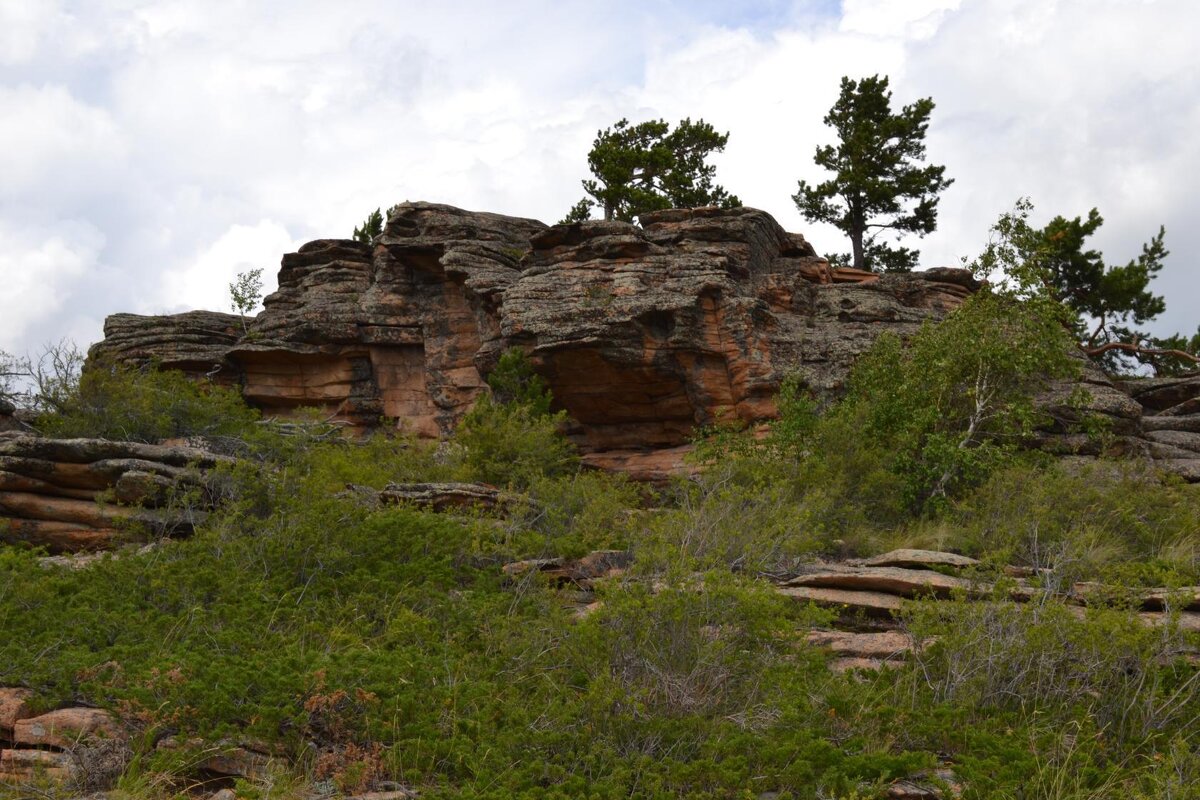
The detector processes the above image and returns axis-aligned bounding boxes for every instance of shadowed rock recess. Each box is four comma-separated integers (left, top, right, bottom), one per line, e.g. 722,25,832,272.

87,202,1200,482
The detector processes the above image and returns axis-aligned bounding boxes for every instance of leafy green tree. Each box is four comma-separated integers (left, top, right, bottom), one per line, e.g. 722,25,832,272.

352,204,402,243
793,75,952,272
973,198,1196,374
564,118,741,223
778,290,1078,513
229,268,264,333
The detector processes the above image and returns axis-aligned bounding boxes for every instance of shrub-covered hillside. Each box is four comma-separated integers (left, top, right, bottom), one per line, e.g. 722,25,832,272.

0,290,1198,800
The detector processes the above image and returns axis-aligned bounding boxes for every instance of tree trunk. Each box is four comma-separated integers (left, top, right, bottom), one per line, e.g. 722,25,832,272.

849,203,865,270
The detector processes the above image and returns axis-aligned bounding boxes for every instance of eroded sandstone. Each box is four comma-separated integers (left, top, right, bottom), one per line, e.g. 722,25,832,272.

0,433,230,553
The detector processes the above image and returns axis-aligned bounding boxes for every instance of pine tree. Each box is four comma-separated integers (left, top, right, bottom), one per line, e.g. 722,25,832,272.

564,118,740,223
794,75,952,272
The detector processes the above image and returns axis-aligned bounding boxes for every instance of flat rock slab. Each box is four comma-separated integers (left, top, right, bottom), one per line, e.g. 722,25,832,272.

860,549,978,571
829,657,891,673
0,748,74,782
776,585,905,616
783,564,977,598
0,434,229,469
1123,374,1200,412
1142,414,1200,433
156,737,277,780
503,550,632,586
807,630,914,659
1139,611,1200,632
1072,582,1200,612
367,482,509,513
1156,459,1200,482
13,707,125,749
1145,429,1200,454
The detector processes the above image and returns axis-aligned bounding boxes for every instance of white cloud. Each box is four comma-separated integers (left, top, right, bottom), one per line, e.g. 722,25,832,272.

840,0,962,39
0,220,105,346
1,0,1198,360
156,221,294,316
0,84,126,201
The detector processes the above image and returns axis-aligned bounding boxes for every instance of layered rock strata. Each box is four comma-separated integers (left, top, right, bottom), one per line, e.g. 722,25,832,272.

85,201,1200,481
0,433,229,553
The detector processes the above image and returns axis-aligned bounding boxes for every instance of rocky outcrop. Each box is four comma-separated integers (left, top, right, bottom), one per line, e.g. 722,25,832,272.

1116,373,1200,482
84,201,1200,481
0,400,16,433
512,549,1200,674
0,433,229,553
87,203,982,476
505,208,975,460
91,311,247,381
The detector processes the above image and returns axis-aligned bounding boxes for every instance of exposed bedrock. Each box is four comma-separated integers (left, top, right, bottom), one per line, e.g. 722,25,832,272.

84,201,1199,481
0,433,230,553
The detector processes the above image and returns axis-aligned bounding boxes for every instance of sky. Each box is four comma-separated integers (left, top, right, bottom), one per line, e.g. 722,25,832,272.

1,0,1197,358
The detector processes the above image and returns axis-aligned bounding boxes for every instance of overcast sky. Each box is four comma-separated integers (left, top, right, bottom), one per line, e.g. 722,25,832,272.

2,0,1197,358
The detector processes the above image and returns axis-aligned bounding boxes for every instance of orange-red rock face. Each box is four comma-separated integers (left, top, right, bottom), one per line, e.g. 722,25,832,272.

85,203,984,477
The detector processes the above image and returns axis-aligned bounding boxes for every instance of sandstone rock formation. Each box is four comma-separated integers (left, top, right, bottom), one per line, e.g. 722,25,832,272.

86,203,981,475
0,433,229,553
85,201,1200,481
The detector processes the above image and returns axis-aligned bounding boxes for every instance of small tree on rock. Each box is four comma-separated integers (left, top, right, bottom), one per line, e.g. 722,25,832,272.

794,75,952,272
229,268,265,333
352,204,403,243
564,118,741,223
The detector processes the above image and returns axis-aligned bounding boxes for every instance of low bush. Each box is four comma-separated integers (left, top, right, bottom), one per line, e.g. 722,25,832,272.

452,350,578,489
35,361,259,443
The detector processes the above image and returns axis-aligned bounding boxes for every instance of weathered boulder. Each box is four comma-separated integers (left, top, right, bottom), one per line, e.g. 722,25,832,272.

0,688,32,736
13,708,125,749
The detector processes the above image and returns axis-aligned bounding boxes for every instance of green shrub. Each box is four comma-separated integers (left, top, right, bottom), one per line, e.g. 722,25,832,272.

946,460,1200,584
903,596,1200,745
35,362,259,443
453,349,578,488
836,290,1079,512
508,471,642,558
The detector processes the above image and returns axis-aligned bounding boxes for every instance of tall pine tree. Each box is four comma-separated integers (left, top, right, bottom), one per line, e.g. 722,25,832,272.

794,75,952,272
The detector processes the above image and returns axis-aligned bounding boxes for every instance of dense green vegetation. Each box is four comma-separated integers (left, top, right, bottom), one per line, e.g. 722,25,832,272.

1,300,1198,799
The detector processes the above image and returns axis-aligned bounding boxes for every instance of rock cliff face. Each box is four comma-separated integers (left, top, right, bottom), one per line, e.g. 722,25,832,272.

85,201,1200,481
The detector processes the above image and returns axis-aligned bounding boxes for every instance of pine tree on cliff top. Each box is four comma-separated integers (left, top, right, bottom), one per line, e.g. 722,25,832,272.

563,118,741,224
794,75,952,273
